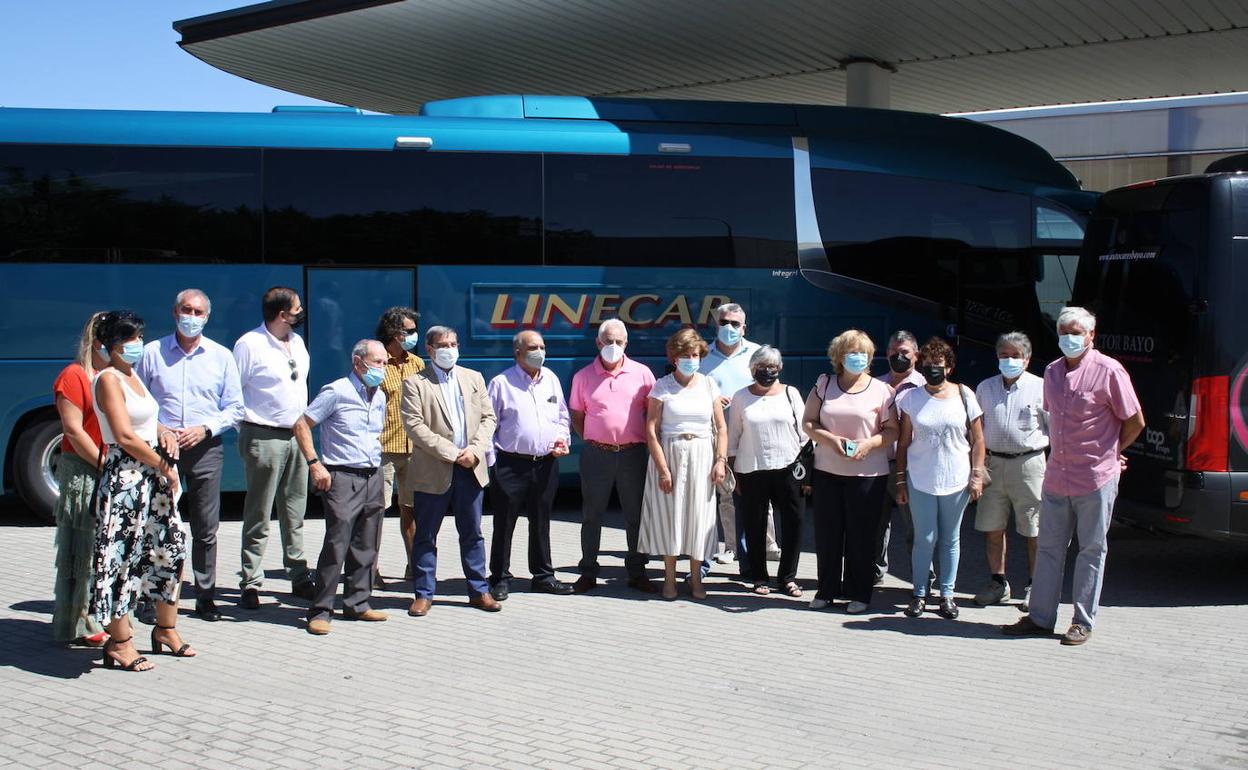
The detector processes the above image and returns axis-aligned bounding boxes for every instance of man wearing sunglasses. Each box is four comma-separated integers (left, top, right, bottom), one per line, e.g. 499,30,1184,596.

233,286,315,610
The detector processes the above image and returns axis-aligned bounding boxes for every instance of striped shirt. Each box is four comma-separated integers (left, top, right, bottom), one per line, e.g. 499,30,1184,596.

974,371,1049,454
379,351,425,454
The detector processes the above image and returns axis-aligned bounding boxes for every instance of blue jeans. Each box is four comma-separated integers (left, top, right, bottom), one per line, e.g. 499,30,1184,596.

410,465,489,599
908,487,970,598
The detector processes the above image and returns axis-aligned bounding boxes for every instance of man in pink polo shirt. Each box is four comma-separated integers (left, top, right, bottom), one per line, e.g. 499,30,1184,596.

1004,307,1144,646
570,318,657,594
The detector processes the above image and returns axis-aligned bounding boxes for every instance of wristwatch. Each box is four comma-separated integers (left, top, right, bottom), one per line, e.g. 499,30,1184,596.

203,426,213,439
307,457,320,467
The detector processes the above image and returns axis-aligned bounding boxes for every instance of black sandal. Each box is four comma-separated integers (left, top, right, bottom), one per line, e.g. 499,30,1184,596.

102,636,152,671
151,624,196,657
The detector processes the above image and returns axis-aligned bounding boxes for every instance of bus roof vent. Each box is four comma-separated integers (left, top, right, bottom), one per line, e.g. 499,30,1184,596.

420,95,798,126
1205,153,1248,173
271,105,364,115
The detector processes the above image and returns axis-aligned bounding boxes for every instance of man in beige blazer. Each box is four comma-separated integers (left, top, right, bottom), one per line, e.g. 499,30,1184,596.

401,325,500,616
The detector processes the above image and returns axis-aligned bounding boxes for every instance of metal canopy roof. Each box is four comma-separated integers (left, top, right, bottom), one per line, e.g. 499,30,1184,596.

175,0,1248,115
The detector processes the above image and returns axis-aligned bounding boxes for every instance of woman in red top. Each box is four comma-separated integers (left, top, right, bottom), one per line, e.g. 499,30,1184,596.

51,312,109,646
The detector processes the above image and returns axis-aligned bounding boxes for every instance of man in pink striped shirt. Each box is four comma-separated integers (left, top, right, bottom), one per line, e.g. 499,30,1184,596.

1004,307,1144,646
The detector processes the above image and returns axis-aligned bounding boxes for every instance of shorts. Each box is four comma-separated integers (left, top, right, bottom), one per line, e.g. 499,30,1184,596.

381,452,412,509
974,451,1044,537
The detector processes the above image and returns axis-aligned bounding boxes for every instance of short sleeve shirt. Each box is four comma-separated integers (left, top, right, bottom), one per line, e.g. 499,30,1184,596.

304,373,387,468
569,356,655,444
975,371,1048,454
379,352,425,454
650,373,720,438
53,364,103,456
897,385,983,495
810,374,893,478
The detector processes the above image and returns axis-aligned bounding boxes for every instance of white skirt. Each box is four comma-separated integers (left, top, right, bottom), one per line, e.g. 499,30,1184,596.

638,434,718,562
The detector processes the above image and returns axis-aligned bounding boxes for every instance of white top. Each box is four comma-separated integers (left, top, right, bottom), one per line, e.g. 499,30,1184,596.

650,373,720,438
92,368,159,445
975,371,1049,454
727,386,806,473
897,384,983,496
232,324,310,428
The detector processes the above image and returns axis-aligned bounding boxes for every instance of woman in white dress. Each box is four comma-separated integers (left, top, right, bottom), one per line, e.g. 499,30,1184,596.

638,328,728,600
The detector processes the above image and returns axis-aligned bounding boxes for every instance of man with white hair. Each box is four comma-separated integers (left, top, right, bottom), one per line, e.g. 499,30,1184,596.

569,319,657,593
1004,307,1144,646
294,340,391,635
137,288,244,623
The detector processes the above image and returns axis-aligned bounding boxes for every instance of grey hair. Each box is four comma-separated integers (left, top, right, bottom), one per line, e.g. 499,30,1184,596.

425,325,457,346
996,331,1033,360
174,288,211,315
597,318,627,341
716,302,746,323
888,330,917,350
749,345,782,371
1056,306,1096,334
512,330,543,350
350,339,375,359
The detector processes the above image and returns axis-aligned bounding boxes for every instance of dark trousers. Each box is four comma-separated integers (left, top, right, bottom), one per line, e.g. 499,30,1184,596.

737,468,803,584
177,437,223,602
812,470,887,603
578,444,648,580
309,468,383,621
489,452,559,587
411,465,489,599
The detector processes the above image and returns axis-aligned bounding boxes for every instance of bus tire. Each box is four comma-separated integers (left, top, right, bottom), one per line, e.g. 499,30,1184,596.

12,414,63,524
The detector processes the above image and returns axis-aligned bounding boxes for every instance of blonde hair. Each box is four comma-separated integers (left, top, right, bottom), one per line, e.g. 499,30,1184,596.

827,329,876,374
666,328,709,360
75,311,107,376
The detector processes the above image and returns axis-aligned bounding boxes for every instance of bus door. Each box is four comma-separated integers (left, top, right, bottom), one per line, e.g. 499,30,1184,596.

305,268,416,391
1073,179,1206,514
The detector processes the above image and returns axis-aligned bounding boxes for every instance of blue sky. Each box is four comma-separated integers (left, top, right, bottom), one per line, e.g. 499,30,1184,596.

1,3,334,112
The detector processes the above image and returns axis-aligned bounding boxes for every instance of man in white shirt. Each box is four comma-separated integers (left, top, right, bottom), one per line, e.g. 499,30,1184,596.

232,286,314,609
973,331,1049,610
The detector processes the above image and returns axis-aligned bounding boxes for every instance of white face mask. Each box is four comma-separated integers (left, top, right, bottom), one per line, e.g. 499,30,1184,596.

600,342,625,364
433,347,459,370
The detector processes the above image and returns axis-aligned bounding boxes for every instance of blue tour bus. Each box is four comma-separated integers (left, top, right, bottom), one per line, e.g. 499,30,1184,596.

0,95,1092,521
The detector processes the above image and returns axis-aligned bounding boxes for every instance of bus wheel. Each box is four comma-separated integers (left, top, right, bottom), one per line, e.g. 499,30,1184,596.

13,415,62,524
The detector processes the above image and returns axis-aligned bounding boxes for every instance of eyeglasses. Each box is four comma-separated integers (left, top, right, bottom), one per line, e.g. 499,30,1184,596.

719,319,742,328
288,359,298,381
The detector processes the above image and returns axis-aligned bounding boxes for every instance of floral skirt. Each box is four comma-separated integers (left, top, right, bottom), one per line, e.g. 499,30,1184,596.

89,444,187,624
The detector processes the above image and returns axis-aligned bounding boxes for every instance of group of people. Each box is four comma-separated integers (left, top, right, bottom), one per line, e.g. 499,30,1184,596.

49,288,1143,671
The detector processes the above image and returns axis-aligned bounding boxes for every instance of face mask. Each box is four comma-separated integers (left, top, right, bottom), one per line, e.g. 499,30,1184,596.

889,353,912,374
120,341,144,365
176,314,206,338
287,308,306,329
843,352,869,375
921,365,946,387
361,366,385,388
434,347,459,370
523,350,546,370
718,324,742,347
998,357,1025,379
1059,333,1087,358
753,368,779,387
401,332,420,351
600,342,625,365
677,357,700,376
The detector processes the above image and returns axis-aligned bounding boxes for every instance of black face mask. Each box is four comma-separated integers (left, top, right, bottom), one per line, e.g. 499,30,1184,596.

921,365,946,387
889,353,912,374
753,368,779,387
287,308,307,329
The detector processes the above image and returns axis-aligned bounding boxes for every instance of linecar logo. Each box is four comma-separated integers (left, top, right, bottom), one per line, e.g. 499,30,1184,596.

488,293,733,329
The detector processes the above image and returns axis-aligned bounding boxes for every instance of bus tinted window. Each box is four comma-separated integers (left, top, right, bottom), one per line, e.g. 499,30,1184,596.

0,144,261,262
544,155,796,268
264,150,541,264
1233,177,1248,237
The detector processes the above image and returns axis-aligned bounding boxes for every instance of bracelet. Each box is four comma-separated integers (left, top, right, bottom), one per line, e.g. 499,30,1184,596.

158,429,174,439
715,456,727,464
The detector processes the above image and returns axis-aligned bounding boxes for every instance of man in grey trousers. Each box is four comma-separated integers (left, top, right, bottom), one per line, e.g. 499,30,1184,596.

295,340,390,635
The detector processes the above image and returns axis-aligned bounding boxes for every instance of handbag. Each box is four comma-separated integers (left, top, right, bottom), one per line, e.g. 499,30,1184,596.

788,385,815,482
957,384,991,488
706,375,736,494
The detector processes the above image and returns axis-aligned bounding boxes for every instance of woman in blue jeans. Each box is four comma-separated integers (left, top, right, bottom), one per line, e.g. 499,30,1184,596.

894,337,985,619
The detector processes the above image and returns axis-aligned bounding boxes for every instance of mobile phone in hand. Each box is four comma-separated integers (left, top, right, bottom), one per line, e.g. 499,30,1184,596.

843,439,857,455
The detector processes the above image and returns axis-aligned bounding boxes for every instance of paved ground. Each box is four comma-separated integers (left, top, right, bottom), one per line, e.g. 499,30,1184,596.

1,496,1247,770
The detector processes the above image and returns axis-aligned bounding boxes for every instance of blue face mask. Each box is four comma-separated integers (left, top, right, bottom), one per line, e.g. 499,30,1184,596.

677,357,700,376
998,357,1025,378
401,332,420,351
843,352,870,374
361,366,385,388
718,324,742,347
120,341,143,365
177,314,206,338
1059,334,1087,358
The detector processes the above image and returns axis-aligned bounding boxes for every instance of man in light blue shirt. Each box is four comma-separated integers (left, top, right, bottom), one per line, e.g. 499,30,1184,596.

137,288,243,623
293,340,390,635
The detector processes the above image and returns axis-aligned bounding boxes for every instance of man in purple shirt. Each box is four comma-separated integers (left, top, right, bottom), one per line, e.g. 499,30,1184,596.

1004,307,1144,646
487,331,574,600
874,330,925,587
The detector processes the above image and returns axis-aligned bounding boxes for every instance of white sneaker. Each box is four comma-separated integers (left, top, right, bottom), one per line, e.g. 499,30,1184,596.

845,601,869,615
809,598,830,610
713,551,735,564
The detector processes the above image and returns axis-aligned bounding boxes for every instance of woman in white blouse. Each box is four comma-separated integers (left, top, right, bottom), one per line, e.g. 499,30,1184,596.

726,346,808,596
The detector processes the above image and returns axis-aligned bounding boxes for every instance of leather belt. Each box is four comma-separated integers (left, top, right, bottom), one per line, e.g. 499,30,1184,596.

667,433,708,441
986,448,1045,459
325,465,380,477
241,420,293,435
587,440,644,452
497,450,554,463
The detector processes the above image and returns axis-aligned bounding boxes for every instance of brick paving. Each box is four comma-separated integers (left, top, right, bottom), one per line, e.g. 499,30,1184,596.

1,499,1247,769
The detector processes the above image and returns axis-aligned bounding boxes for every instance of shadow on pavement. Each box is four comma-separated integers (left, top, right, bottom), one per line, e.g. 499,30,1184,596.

841,615,1014,640
0,618,97,679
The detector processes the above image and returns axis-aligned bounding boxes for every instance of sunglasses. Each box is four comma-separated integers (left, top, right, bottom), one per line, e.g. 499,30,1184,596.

288,358,298,381
718,319,742,328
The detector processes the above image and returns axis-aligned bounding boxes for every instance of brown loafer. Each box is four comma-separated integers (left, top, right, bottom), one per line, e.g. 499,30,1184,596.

1002,616,1055,637
307,618,331,636
469,592,502,613
344,608,388,622
407,598,432,617
1061,623,1092,646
